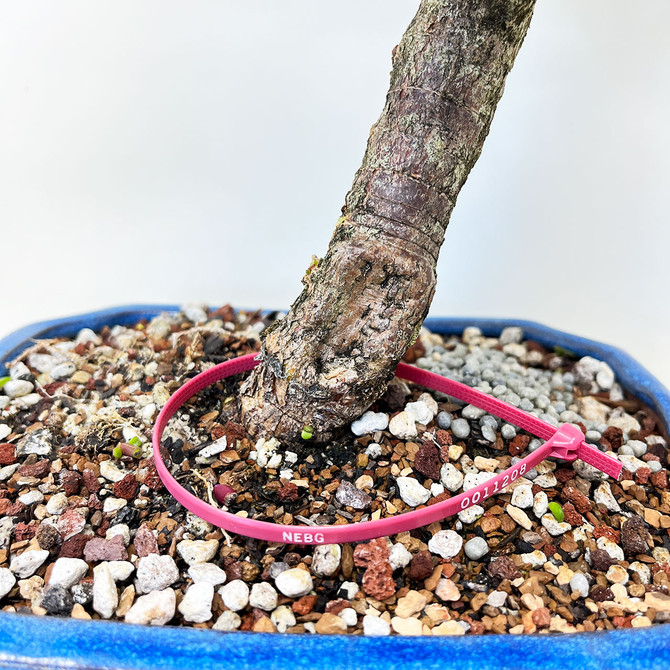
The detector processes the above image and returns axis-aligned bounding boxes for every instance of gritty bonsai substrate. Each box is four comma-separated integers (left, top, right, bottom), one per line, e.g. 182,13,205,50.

0,306,668,635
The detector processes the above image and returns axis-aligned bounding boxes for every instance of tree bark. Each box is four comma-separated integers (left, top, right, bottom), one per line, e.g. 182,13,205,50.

240,0,536,444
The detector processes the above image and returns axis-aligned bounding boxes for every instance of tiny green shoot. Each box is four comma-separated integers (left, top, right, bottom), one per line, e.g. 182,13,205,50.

132,446,143,459
548,501,564,523
112,445,123,459
301,425,314,440
128,436,142,447
0,376,10,389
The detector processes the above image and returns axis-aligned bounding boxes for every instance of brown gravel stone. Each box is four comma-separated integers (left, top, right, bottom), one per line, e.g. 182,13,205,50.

113,473,138,501
408,550,434,582
292,595,318,615
315,613,347,634
61,471,82,496
414,441,441,480
561,486,591,514
621,515,649,557
0,444,17,466
340,544,354,578
133,524,159,557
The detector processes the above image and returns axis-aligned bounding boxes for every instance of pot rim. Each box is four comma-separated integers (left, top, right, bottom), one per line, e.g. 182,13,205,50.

0,304,668,670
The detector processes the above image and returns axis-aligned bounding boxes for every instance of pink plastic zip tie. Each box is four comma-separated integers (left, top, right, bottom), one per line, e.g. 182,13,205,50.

152,352,622,545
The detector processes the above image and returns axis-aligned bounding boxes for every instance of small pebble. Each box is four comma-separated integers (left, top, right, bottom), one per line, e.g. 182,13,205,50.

428,530,463,559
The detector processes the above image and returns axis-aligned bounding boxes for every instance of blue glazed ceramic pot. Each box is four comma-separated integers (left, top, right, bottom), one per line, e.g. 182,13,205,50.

0,305,668,670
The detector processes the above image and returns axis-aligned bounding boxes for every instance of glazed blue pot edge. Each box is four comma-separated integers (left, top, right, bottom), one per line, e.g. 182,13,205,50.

0,304,669,670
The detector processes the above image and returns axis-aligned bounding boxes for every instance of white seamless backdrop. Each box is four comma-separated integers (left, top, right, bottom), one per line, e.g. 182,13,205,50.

1,1,669,388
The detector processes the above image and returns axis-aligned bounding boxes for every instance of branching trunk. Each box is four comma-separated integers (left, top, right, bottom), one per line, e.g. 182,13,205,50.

240,0,536,444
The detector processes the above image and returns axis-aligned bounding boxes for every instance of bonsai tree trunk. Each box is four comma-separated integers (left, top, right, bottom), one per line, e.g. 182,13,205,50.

241,0,536,444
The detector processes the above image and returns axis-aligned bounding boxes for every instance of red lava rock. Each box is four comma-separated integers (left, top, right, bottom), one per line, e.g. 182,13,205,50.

223,421,246,445
464,616,485,635
83,535,128,562
6,501,26,516
325,598,350,615
531,607,551,629
0,443,17,466
590,549,616,572
593,525,620,544
542,543,558,558
61,470,82,496
555,468,576,484
138,458,163,491
601,426,624,451
612,615,633,629
82,469,100,493
57,509,86,540
621,515,649,557
435,430,452,448
561,503,584,527
223,559,243,582
14,522,36,541
0,499,11,515
509,435,530,457
113,473,138,501
488,556,522,581
381,384,408,413
590,585,614,602
87,494,102,511
292,594,318,615
353,537,395,600
651,470,668,490
561,486,591,514
133,524,159,557
36,522,62,551
408,550,434,581
59,533,92,558
636,468,652,485
277,482,299,502
427,492,451,506
414,441,441,480
642,453,660,463
353,537,389,567
362,562,396,600
18,460,51,478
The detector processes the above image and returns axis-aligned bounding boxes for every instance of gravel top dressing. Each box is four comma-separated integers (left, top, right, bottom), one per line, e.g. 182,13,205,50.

0,305,668,636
